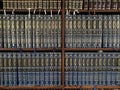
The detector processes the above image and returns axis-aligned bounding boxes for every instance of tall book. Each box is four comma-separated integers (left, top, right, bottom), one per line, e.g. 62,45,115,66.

116,15,120,47
11,15,16,48
0,15,2,48
7,15,11,48
112,15,117,48
3,15,7,48
97,0,102,10
35,15,40,48
118,0,120,10
111,0,117,10
72,15,76,48
58,16,61,48
106,0,111,10
102,0,106,10
16,15,20,48
20,15,25,48
93,0,97,10
97,15,102,48
103,15,108,48
69,15,73,48
108,15,112,47
32,15,36,48
76,15,81,48
54,15,58,47
89,0,93,10
84,0,88,10
40,16,44,48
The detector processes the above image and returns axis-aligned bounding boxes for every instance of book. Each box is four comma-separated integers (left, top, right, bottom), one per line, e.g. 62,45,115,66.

7,15,11,48
97,0,102,9
111,0,118,10
32,15,36,48
11,15,16,48
84,0,88,10
20,15,25,48
35,15,40,48
0,15,2,48
103,15,108,48
118,0,120,10
89,0,93,10
102,0,106,10
3,15,7,48
58,0,61,9
106,0,111,10
93,0,97,10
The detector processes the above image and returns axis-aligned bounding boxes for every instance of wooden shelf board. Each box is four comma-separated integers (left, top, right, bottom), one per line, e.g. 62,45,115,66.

0,48,61,51
64,48,120,51
0,86,62,89
65,86,120,89
0,9,62,13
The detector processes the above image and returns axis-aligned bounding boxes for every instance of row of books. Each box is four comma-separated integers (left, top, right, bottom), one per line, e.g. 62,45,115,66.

0,52,61,86
65,15,120,48
65,52,120,86
82,0,120,10
2,0,120,10
0,15,61,48
3,0,61,9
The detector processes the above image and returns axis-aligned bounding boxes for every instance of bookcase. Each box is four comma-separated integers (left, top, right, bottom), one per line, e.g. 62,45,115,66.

0,0,120,90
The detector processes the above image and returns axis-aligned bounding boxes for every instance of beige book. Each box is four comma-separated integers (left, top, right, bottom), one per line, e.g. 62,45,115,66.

0,54,2,68
58,0,61,9
3,0,7,9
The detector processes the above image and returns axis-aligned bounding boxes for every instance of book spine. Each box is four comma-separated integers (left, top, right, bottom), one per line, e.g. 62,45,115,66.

103,15,108,48
108,15,112,48
93,0,97,10
11,15,16,48
3,16,7,48
106,0,111,10
116,15,120,47
72,15,76,48
0,15,2,48
89,0,93,10
102,0,106,10
97,0,102,9
27,16,32,48
84,0,88,10
58,0,61,9
118,0,120,10
25,16,28,48
40,16,44,48
98,15,102,48
111,0,117,9
32,15,36,48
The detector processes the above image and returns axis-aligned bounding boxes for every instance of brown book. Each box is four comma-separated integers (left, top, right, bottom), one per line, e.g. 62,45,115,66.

111,0,117,9
89,0,93,10
106,0,111,10
118,0,120,10
102,0,106,10
84,0,88,10
93,0,97,10
97,0,102,9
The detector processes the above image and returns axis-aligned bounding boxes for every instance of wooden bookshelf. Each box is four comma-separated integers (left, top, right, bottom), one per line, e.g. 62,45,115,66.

0,0,120,90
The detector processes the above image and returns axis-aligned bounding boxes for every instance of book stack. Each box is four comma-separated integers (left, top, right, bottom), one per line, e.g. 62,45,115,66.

65,15,120,48
0,52,61,86
2,0,61,9
0,15,61,48
65,52,120,86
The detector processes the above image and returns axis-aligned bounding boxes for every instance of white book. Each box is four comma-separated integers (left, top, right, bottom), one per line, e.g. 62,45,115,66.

25,15,28,48
36,15,40,48
11,15,16,48
17,15,27,48
32,15,36,48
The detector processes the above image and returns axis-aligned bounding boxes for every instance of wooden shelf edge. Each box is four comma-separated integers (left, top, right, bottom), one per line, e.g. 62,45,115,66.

0,86,62,89
65,86,120,89
0,48,62,51
67,9,120,13
64,48,120,51
0,9,62,13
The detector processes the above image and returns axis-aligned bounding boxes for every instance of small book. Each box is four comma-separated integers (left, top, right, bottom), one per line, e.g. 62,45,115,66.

111,0,117,10
89,0,93,10
102,0,106,10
